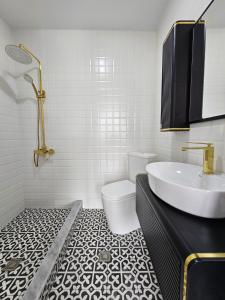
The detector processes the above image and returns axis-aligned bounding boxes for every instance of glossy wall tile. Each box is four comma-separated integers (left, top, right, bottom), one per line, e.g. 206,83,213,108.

0,17,24,227
0,0,224,227
14,30,157,208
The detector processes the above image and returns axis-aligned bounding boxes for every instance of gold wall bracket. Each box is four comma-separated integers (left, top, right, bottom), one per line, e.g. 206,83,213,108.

38,90,46,100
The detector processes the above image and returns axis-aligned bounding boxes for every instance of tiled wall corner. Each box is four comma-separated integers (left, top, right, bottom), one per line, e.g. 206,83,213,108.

0,18,24,227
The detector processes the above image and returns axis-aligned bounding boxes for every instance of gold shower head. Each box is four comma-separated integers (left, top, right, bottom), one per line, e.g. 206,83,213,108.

5,44,33,65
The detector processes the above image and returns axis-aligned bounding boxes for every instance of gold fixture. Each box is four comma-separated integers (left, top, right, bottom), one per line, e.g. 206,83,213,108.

5,44,55,167
164,20,205,44
183,252,225,300
17,45,55,167
181,142,214,174
160,128,190,132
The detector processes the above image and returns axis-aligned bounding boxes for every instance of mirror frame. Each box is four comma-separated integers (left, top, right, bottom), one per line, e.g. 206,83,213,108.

190,0,225,124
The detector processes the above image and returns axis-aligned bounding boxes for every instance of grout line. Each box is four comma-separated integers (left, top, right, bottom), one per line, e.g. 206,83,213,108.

21,200,82,300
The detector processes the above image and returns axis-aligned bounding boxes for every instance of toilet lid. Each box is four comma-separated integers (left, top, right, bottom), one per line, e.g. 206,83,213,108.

101,180,135,201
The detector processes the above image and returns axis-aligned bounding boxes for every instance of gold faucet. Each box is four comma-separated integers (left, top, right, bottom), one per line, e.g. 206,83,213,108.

181,142,214,175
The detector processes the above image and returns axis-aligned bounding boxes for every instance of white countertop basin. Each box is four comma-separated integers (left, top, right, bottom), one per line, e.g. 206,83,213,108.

146,162,225,219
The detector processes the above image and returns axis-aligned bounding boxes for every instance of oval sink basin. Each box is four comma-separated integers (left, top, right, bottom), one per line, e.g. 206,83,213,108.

146,162,225,219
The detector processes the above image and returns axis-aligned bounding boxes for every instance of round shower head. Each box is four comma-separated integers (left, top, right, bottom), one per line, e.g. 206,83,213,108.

5,44,32,65
23,74,34,84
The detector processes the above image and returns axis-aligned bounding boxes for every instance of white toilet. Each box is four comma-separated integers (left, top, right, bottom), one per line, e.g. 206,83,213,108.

101,152,157,235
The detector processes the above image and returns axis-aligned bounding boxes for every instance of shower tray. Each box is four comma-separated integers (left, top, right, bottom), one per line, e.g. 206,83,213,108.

0,201,82,300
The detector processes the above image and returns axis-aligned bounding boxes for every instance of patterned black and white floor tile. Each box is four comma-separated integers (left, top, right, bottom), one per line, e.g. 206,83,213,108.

0,208,70,299
47,209,163,300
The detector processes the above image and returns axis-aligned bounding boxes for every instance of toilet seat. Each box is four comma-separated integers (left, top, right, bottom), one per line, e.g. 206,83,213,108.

101,180,135,201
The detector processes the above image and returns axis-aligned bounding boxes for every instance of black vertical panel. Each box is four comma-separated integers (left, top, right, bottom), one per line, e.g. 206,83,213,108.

161,31,174,129
173,25,192,127
161,22,195,130
189,23,205,122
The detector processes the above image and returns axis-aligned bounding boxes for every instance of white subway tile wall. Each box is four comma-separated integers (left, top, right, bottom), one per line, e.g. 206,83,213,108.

203,28,225,118
0,18,24,227
15,30,156,208
1,0,225,219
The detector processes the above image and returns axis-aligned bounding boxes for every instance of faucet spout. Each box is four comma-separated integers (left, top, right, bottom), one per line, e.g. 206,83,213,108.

181,142,214,175
181,146,207,151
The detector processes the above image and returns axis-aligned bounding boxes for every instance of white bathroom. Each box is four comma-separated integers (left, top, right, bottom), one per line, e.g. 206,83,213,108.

0,0,225,299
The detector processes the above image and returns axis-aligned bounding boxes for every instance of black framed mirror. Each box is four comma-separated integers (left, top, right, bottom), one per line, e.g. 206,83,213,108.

190,0,225,123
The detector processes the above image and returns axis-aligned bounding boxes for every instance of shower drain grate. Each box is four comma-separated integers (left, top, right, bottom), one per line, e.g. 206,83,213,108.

98,250,112,263
3,258,22,272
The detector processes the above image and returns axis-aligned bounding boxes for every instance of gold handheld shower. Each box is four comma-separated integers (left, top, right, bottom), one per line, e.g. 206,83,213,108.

24,74,38,97
5,44,55,167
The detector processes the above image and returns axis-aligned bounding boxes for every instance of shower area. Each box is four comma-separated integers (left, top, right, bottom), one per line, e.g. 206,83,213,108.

5,44,55,167
0,4,161,300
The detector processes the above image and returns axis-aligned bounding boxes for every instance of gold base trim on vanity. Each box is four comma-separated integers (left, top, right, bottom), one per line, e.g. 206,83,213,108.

183,253,225,300
160,128,190,132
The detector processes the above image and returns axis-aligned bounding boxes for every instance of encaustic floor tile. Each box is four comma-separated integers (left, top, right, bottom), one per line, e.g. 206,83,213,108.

0,208,70,299
47,209,163,300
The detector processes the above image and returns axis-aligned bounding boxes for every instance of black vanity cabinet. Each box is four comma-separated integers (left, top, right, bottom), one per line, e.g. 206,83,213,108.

136,175,225,300
161,21,205,131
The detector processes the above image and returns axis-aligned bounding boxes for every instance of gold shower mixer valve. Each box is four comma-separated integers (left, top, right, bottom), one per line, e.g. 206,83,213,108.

38,90,46,100
34,147,55,157
33,147,55,167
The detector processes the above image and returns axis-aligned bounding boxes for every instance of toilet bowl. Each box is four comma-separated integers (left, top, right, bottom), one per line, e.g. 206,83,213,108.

101,152,157,235
102,180,138,235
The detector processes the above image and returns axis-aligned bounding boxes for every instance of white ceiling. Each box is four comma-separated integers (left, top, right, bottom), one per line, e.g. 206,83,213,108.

204,0,225,28
0,0,167,30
